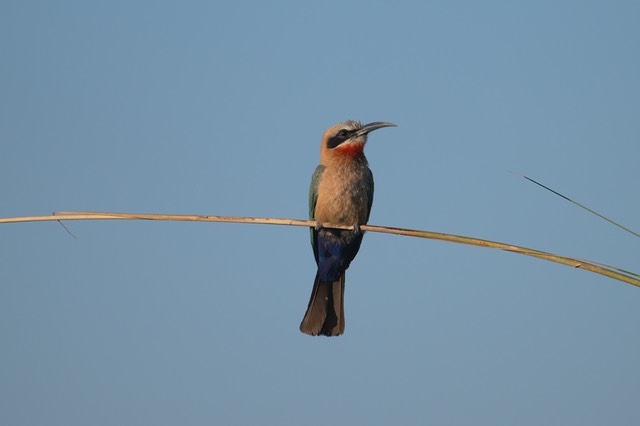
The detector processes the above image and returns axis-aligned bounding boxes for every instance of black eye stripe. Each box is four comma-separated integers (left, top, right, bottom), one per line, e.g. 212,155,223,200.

327,135,346,149
326,129,351,149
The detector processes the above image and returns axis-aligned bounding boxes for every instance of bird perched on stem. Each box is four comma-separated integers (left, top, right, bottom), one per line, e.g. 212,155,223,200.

300,120,396,336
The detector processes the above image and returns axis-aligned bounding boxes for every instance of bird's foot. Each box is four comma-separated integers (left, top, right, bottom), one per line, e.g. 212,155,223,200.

353,223,362,234
314,221,323,231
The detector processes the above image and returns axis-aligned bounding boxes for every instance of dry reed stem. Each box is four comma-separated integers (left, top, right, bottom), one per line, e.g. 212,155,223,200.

1,210,638,288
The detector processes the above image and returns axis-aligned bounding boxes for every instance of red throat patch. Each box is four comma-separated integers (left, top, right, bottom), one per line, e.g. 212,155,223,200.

335,143,364,157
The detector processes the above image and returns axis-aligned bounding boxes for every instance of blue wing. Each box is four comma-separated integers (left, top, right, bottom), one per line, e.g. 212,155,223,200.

309,164,325,263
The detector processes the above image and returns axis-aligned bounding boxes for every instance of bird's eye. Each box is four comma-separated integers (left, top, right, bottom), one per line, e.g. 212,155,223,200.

338,129,349,137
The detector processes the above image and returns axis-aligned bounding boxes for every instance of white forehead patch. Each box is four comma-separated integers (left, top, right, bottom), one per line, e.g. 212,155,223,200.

338,120,362,131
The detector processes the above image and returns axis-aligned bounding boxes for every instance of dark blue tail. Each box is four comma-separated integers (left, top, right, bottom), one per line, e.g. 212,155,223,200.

314,228,364,282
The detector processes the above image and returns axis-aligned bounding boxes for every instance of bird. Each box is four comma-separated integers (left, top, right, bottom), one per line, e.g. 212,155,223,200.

300,120,396,336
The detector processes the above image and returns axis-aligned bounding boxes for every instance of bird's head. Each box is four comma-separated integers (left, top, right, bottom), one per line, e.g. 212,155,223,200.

320,120,396,160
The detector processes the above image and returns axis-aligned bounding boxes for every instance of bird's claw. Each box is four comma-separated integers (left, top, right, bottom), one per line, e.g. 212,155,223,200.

315,221,362,234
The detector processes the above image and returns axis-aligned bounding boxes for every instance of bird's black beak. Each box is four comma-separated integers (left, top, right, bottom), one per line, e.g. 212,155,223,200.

354,121,397,138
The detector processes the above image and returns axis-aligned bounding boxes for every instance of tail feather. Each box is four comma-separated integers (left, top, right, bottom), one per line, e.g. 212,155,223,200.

300,272,345,336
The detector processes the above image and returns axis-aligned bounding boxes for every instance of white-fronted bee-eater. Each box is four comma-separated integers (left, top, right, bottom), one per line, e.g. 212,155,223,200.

300,120,396,336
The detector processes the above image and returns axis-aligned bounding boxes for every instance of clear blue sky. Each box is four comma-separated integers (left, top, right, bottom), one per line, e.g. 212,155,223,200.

2,1,639,425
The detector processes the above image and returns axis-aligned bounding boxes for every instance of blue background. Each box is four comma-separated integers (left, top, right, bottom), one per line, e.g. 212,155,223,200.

1,1,639,425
